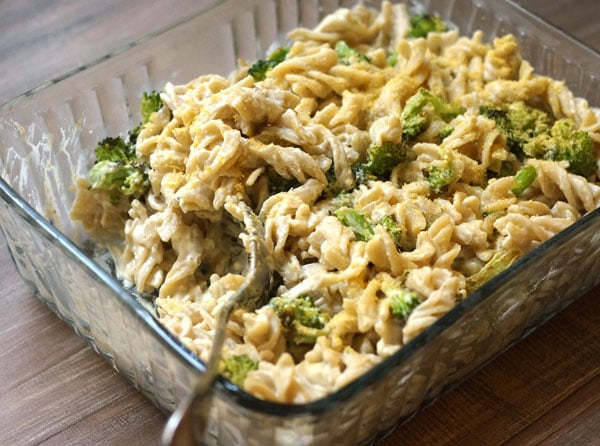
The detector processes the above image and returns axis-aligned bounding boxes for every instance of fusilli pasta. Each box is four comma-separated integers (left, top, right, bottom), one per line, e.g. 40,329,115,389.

71,1,600,403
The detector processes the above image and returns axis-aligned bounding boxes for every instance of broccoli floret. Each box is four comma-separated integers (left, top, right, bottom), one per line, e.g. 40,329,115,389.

95,136,135,162
480,102,550,156
134,91,163,140
334,191,354,208
379,215,403,249
426,146,458,193
87,91,163,201
511,164,537,196
248,46,290,81
88,159,148,198
130,91,168,145
88,136,149,200
481,102,595,177
353,141,408,185
248,60,273,81
465,249,520,294
269,296,330,345
351,163,376,186
427,164,457,193
439,125,454,140
389,290,421,320
524,119,596,177
401,88,465,140
365,141,408,176
266,167,301,194
140,91,162,125
334,207,374,242
387,50,399,67
322,167,348,198
408,13,447,38
381,277,421,320
335,40,371,65
220,354,258,387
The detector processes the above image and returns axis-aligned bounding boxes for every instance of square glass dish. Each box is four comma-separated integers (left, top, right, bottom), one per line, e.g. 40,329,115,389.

1,0,600,444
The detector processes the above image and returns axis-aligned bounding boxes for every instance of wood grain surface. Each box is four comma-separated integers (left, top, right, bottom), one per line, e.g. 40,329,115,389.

0,1,598,445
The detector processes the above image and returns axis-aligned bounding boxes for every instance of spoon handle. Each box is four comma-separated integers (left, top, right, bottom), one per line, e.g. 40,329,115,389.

161,300,233,445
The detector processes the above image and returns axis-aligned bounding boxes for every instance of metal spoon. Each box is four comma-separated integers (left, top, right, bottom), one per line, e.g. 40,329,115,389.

161,198,272,446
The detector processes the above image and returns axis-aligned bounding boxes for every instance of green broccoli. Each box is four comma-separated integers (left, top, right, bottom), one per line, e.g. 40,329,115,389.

389,290,421,320
401,88,465,140
352,163,376,186
381,277,421,320
408,13,447,38
427,164,457,193
334,191,354,209
480,102,550,156
88,159,148,198
335,40,371,65
524,119,596,177
481,102,596,177
269,295,330,345
365,141,408,177
220,354,259,387
511,164,537,196
379,215,403,249
425,145,458,193
334,207,374,242
88,136,149,200
94,136,135,162
353,141,408,185
465,249,521,294
387,50,399,67
266,167,302,194
439,125,454,140
129,91,165,145
87,90,164,201
248,46,290,81
140,91,162,125
322,167,348,198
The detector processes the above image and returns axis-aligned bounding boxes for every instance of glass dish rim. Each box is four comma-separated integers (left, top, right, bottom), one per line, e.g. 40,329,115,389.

1,0,599,418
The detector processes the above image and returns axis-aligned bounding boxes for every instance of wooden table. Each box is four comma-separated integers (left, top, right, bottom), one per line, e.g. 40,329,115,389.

0,1,598,445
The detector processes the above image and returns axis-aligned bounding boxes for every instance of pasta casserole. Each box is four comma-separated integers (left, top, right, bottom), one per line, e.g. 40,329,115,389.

71,1,600,403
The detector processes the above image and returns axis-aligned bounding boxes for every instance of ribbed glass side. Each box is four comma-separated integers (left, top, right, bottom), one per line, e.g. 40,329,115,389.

1,1,600,445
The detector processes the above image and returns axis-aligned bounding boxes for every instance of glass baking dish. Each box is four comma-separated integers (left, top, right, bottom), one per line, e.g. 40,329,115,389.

1,0,599,444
